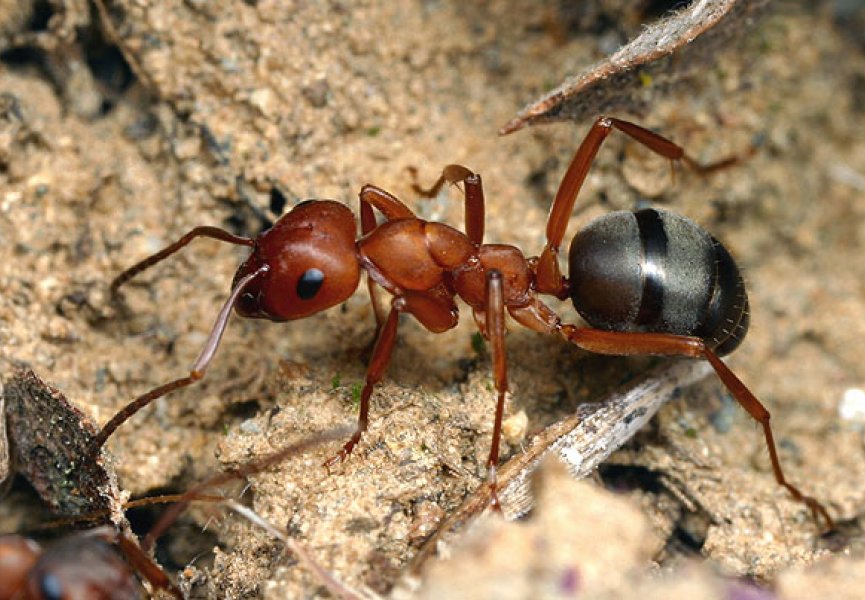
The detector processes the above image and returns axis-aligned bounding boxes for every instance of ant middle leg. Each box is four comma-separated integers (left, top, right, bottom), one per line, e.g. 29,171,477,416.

482,270,509,510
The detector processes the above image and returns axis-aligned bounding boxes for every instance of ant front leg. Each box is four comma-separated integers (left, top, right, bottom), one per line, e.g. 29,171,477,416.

537,116,744,297
557,325,835,531
411,164,485,246
359,185,416,328
324,303,400,468
324,288,459,467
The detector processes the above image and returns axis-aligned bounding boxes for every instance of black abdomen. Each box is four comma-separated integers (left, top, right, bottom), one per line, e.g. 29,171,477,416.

567,208,749,356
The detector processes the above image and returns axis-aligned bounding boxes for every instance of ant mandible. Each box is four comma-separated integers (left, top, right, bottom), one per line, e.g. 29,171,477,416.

90,116,833,530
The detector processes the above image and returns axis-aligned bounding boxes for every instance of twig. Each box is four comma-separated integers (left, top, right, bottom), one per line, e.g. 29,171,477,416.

225,500,377,600
409,359,712,573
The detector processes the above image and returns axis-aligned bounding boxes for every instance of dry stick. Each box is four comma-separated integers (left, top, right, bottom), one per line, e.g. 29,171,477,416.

499,359,713,520
409,359,712,574
225,500,374,600
143,426,352,552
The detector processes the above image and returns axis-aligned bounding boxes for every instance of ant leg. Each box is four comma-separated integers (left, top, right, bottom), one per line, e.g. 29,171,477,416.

111,226,254,297
537,117,617,296
609,118,746,176
88,266,269,458
359,185,417,328
324,304,400,468
400,287,459,333
537,116,745,297
557,325,834,531
359,184,415,220
484,270,508,510
105,530,182,599
360,199,387,327
410,164,471,198
324,289,459,468
411,164,485,245
358,187,462,329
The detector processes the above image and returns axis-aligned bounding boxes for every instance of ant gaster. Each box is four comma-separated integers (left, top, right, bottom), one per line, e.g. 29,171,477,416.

91,116,832,530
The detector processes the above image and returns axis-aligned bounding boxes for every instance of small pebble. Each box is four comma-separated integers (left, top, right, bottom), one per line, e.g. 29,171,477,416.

239,419,262,434
839,388,865,422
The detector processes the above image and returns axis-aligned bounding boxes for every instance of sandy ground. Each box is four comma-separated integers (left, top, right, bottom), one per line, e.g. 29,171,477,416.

1,1,864,598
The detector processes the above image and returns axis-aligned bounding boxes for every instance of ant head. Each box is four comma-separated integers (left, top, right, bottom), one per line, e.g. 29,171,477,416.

26,536,140,600
233,200,361,321
0,535,40,598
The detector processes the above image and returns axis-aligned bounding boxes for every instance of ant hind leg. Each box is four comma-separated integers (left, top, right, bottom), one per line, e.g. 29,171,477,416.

557,324,835,532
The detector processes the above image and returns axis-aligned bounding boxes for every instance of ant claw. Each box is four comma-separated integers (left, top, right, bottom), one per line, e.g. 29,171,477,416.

806,497,835,534
486,464,503,514
322,439,357,471
322,452,344,471
488,488,503,514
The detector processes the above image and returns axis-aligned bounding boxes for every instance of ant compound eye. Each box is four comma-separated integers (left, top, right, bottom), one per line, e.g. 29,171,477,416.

296,268,325,300
38,573,63,600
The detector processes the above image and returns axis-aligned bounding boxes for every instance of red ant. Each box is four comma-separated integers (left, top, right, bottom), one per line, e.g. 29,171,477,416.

0,428,350,599
0,527,180,600
89,116,833,530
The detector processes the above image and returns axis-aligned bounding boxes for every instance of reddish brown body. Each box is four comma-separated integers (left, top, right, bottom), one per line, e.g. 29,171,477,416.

93,118,832,529
233,200,361,321
0,529,178,600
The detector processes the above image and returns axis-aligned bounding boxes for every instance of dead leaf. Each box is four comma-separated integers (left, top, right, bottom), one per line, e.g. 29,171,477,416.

3,368,123,518
500,0,771,135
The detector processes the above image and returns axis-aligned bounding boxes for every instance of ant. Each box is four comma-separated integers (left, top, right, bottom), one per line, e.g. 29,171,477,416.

0,527,180,600
89,115,833,530
0,428,350,599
